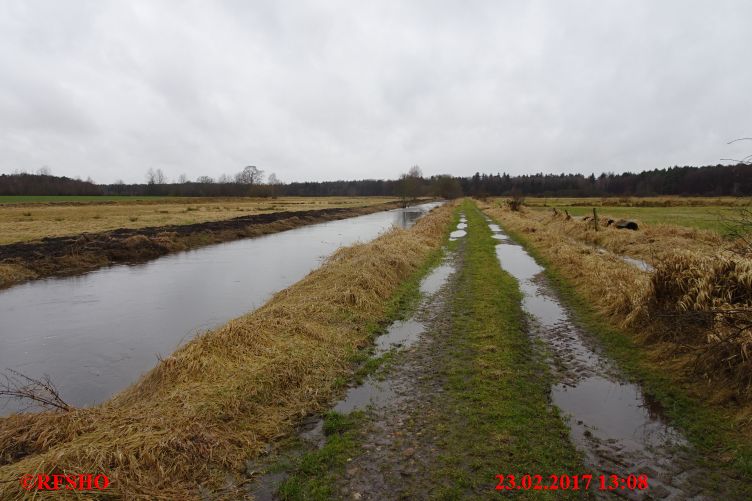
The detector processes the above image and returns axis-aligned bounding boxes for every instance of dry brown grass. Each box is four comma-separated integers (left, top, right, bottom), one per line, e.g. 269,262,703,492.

0,263,37,285
492,201,723,265
0,203,453,499
480,200,752,411
641,254,752,398
0,197,400,245
480,203,650,325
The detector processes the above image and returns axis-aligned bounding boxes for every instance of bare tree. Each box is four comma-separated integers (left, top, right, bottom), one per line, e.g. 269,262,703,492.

721,137,752,165
235,166,264,185
397,165,423,207
267,173,281,198
36,166,51,176
0,369,71,412
196,175,214,184
146,168,166,185
218,173,231,184
178,173,188,184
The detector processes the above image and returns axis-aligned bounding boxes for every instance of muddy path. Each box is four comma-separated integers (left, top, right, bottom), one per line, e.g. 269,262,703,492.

0,201,410,289
244,215,468,500
243,207,744,500
482,212,737,500
326,246,463,499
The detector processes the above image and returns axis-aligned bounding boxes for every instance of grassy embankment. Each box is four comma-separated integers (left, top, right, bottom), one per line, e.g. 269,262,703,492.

277,201,584,500
482,201,752,491
0,196,399,245
0,204,453,500
271,218,455,500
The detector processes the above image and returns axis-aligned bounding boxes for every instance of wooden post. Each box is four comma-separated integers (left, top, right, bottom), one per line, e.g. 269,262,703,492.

593,208,599,231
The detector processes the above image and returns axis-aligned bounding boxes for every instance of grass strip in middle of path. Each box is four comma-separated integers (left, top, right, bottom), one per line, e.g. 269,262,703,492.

431,200,584,499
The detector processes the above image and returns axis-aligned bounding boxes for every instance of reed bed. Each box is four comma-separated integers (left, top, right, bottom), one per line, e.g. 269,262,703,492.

0,204,453,499
644,253,752,398
481,200,752,406
520,204,722,265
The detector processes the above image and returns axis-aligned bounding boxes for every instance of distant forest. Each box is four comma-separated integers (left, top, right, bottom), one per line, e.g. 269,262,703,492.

1,163,751,198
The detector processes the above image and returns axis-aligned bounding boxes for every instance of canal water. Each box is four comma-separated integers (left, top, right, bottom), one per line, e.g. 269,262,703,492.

0,203,440,413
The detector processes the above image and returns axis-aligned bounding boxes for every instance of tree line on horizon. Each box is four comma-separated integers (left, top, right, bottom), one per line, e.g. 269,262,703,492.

1,163,751,198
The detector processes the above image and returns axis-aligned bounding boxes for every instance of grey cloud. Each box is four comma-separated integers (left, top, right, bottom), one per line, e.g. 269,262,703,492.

0,0,750,183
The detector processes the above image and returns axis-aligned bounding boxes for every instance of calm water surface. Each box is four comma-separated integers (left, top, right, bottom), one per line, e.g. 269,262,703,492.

0,203,440,413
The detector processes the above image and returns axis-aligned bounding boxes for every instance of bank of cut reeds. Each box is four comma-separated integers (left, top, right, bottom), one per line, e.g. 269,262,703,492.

645,254,752,398
481,201,752,404
0,204,453,499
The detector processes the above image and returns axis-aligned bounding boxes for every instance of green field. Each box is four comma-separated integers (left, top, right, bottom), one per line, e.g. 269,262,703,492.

530,205,738,233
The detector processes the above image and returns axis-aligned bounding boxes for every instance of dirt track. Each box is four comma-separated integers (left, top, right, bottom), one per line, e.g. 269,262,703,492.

247,204,748,500
0,201,405,289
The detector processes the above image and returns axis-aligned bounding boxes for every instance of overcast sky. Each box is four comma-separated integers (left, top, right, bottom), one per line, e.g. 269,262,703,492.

1,1,751,184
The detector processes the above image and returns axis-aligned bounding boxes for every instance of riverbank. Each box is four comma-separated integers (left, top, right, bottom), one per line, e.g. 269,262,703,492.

0,200,415,289
0,203,453,499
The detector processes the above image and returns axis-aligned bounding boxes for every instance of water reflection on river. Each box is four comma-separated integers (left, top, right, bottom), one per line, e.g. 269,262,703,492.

0,203,440,413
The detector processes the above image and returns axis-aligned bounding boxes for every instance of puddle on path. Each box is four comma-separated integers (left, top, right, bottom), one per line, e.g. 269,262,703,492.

374,319,425,355
449,213,467,241
595,246,654,272
333,380,398,414
248,249,458,499
485,215,705,499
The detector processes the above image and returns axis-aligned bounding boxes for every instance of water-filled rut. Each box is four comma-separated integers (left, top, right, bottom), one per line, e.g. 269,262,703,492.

0,203,441,414
483,213,712,500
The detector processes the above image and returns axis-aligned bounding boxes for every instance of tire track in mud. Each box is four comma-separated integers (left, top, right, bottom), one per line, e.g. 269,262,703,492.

327,247,464,500
481,212,728,500
247,216,468,500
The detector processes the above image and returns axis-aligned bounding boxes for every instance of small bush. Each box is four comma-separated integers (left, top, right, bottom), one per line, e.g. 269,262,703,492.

506,193,525,211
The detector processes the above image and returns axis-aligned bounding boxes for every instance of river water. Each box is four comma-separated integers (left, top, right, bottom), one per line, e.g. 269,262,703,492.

0,203,440,414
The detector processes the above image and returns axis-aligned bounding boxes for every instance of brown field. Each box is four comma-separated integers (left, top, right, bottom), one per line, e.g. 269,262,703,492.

0,199,413,289
0,196,398,245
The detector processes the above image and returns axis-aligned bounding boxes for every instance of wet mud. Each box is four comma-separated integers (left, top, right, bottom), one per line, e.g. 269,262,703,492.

484,214,717,500
248,246,462,500
0,201,410,289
